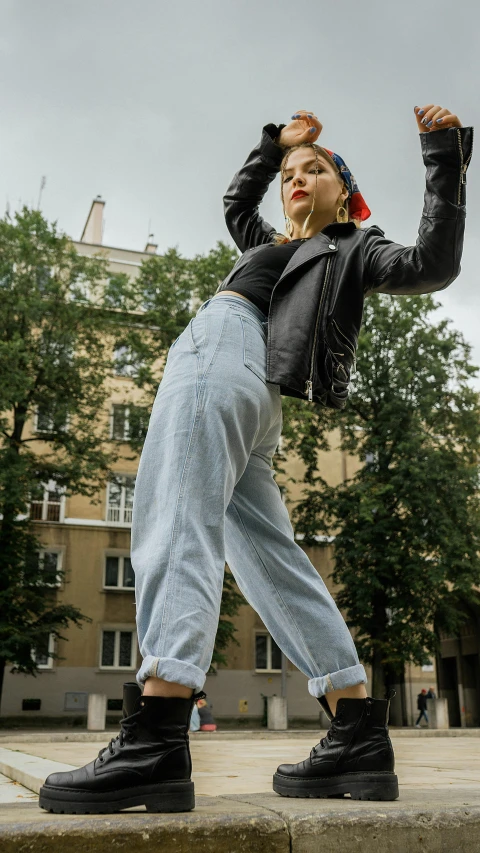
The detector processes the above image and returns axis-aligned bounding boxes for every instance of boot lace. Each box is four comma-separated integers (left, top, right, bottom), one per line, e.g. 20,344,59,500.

97,710,142,761
311,711,344,757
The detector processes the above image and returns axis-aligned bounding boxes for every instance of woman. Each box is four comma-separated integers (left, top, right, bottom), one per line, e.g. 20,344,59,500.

40,105,472,814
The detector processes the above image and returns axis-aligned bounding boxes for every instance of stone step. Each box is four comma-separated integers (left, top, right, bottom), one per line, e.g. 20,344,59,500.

1,790,479,853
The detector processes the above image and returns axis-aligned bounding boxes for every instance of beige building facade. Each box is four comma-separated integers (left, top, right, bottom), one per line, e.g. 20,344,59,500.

1,200,440,727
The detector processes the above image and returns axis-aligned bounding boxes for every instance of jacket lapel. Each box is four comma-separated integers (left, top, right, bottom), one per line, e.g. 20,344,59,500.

276,233,334,285
276,222,356,286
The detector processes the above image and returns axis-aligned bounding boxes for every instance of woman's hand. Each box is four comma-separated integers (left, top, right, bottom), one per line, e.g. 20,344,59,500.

414,104,463,133
277,110,322,148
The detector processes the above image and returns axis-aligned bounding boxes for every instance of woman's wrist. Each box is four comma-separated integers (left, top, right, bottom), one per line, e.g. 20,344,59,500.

266,124,286,148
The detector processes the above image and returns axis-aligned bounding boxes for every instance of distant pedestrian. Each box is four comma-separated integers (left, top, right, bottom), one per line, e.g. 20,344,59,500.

197,697,217,732
426,687,436,699
189,702,200,732
415,689,429,727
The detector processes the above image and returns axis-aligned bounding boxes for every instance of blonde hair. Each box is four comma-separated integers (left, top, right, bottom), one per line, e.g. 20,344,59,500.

273,142,362,245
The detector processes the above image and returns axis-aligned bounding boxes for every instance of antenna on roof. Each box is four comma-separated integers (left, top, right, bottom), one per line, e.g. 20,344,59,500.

37,176,46,210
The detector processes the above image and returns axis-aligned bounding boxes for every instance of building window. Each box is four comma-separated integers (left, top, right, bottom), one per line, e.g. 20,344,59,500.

35,407,55,434
106,476,135,524
71,273,90,301
255,633,282,672
110,405,149,445
33,549,62,586
113,345,139,378
34,406,68,435
30,479,64,522
111,405,130,440
100,629,136,669
33,634,55,669
104,555,135,589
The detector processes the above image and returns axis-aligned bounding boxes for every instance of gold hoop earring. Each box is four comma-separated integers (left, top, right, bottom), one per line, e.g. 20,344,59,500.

284,215,294,239
336,204,348,224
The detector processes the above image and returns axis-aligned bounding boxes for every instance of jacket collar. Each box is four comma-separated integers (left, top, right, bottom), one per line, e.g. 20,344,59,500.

277,222,356,284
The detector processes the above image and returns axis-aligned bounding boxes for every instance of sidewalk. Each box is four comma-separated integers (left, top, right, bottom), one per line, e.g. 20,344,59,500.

0,733,479,852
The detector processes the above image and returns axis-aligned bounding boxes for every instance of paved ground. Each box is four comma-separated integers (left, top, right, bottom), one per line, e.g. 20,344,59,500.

1,732,480,797
0,773,37,804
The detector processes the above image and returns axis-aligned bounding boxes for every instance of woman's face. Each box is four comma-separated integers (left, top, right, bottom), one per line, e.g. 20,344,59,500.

282,147,348,234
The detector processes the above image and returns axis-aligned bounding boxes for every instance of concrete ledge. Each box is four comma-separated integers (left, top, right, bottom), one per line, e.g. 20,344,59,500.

229,792,480,852
0,748,75,796
0,799,290,853
1,792,480,853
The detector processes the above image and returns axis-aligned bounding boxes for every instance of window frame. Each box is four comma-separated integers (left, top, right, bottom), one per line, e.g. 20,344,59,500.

103,552,135,591
99,627,137,670
30,478,65,523
106,475,135,525
36,548,63,588
110,404,130,441
34,406,69,435
113,345,139,378
254,631,282,673
32,633,55,670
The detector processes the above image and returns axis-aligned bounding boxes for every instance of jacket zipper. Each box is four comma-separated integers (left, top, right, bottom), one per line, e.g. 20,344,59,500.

305,243,335,402
457,127,473,205
332,319,357,371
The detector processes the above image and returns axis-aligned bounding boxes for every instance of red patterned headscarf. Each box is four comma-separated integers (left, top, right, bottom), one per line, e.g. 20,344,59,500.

322,148,371,222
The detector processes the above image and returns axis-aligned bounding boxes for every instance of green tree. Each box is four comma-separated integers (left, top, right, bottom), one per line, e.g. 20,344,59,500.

281,294,480,704
190,240,240,306
0,207,122,707
111,241,240,423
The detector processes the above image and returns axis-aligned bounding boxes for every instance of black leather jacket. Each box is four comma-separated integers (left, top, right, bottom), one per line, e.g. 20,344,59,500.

216,123,473,408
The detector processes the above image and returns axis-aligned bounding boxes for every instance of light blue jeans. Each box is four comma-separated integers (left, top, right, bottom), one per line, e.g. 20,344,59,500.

131,294,366,698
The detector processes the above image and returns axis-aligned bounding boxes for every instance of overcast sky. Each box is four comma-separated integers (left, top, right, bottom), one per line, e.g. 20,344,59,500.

1,0,479,372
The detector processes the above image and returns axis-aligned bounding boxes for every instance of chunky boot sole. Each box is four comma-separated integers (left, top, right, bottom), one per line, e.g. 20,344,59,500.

273,770,399,801
39,780,195,814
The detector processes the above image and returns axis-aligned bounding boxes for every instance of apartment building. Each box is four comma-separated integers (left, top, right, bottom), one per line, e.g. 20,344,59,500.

1,199,449,727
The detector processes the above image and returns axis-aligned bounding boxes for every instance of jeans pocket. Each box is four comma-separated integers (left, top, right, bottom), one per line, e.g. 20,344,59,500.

188,314,206,353
240,316,268,384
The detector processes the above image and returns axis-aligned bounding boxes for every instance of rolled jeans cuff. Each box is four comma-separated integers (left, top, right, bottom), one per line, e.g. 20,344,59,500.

307,664,368,699
137,656,206,693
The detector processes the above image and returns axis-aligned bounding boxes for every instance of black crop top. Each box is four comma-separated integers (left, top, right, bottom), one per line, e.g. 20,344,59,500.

225,239,305,316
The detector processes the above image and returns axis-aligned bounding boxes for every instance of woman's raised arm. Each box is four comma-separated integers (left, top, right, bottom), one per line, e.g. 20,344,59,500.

364,105,473,296
223,112,322,252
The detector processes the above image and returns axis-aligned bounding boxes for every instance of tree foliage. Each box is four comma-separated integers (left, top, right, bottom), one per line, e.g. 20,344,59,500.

280,294,480,697
0,207,126,700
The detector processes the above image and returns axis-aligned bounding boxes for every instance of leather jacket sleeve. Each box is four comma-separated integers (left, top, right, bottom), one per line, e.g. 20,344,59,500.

223,123,286,252
364,126,473,296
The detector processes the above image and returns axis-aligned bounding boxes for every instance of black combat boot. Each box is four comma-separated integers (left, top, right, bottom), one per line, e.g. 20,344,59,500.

273,695,399,801
39,682,203,814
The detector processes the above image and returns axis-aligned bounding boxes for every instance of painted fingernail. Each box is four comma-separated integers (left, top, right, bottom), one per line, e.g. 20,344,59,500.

292,114,300,119
427,121,433,127
418,109,425,116
307,114,313,118
436,118,444,123
309,127,315,133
